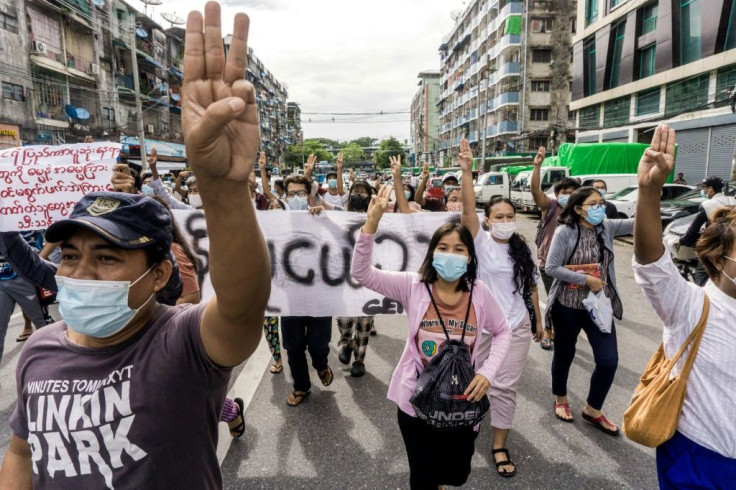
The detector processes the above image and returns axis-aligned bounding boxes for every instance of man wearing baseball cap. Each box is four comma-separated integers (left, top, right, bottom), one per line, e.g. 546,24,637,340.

0,3,270,488
678,176,736,285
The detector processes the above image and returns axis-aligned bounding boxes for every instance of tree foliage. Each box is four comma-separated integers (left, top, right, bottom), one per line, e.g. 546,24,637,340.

350,137,378,148
340,142,366,163
373,137,406,168
285,139,334,166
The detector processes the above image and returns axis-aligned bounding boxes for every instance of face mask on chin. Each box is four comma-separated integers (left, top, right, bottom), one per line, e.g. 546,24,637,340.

56,266,156,339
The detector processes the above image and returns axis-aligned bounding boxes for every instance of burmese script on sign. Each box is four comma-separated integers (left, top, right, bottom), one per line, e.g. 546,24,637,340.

0,143,119,231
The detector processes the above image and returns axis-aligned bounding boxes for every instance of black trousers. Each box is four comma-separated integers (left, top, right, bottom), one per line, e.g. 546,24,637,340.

280,316,332,392
550,303,618,410
397,408,478,490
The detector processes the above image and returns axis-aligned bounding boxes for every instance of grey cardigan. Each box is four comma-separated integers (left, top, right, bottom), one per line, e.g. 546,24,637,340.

543,218,634,327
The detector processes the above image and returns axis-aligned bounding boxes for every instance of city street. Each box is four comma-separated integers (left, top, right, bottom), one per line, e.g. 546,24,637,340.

0,214,661,489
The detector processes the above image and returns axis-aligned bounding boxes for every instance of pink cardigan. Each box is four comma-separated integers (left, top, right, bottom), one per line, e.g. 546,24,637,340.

351,231,511,417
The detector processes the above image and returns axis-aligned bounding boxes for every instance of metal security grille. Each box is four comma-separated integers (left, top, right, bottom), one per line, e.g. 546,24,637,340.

675,128,709,184
708,125,736,180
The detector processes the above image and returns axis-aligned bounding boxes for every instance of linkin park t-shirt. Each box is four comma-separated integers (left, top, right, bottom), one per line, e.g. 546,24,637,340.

9,302,231,489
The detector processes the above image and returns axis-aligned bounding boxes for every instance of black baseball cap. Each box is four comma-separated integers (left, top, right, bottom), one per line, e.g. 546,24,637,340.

46,192,173,250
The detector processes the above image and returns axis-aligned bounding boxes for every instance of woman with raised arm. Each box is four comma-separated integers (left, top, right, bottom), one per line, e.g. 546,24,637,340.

351,184,511,489
544,183,634,435
458,138,542,478
632,125,736,487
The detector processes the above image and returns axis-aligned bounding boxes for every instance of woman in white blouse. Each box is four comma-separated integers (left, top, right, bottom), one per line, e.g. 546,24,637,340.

633,125,736,488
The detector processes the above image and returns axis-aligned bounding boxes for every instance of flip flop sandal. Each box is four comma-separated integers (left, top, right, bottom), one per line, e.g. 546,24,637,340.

269,360,283,374
370,326,377,336
318,366,333,386
286,390,310,407
554,402,574,423
582,412,620,436
229,398,245,439
16,332,31,342
491,448,516,478
540,338,553,350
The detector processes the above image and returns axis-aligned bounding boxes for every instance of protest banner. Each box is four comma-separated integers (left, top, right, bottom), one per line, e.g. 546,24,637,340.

0,142,120,231
173,209,464,316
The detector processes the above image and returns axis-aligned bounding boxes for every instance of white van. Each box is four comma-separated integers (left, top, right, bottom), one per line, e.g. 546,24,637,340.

474,172,510,205
518,167,570,212
576,174,639,197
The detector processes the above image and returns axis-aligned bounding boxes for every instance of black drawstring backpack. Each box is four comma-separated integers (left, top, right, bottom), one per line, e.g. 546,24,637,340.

410,282,491,430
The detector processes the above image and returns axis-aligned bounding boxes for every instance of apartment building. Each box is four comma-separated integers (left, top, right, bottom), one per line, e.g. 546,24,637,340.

436,0,576,167
0,0,299,166
410,70,441,164
571,0,736,182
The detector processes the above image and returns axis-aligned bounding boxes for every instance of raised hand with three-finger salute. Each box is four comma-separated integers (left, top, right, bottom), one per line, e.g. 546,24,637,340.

362,184,393,234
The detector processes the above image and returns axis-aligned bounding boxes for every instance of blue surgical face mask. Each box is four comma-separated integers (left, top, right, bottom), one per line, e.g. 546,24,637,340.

288,195,309,211
56,266,155,338
327,179,337,189
432,252,468,282
558,194,570,207
405,190,412,200
584,204,606,226
141,184,154,196
700,190,707,199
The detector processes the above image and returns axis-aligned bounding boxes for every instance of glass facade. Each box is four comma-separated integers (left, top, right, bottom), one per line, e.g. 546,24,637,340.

716,65,736,106
585,38,597,96
642,4,658,34
604,96,630,127
585,0,599,26
609,21,626,89
636,87,660,116
665,74,709,116
639,44,656,79
679,0,701,65
579,105,601,129
726,0,736,51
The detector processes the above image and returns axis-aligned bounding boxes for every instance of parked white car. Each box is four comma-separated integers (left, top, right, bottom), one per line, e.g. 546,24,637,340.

608,184,694,218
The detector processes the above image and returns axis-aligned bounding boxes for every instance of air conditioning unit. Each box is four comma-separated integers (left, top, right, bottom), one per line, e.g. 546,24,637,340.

88,63,100,75
146,124,155,133
32,41,46,54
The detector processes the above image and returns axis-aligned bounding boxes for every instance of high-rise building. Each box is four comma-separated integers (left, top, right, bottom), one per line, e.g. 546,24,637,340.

436,0,576,168
571,0,736,182
410,70,441,164
0,0,298,168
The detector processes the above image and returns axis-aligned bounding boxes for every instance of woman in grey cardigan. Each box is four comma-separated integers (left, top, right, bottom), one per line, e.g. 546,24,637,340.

544,187,633,436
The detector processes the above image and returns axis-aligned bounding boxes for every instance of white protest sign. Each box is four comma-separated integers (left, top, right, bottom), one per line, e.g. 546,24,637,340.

173,210,462,316
0,142,120,231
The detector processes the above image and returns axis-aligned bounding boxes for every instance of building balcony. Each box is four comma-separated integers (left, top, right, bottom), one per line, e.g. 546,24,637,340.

468,131,478,143
488,2,523,36
492,91,519,109
497,120,518,134
487,34,521,62
115,73,135,90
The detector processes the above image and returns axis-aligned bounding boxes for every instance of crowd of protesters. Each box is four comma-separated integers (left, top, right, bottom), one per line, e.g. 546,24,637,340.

0,3,733,489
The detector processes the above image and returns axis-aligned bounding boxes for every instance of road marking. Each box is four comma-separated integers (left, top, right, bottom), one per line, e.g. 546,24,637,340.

216,338,271,465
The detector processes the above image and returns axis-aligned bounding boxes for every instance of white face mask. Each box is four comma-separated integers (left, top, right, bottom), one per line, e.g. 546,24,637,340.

490,221,517,240
188,194,202,208
722,255,736,285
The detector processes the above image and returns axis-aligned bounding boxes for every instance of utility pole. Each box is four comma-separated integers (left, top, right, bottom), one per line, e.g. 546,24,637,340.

480,76,490,172
129,20,147,170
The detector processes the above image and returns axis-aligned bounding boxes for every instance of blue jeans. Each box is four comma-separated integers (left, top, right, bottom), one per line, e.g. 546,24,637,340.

550,302,618,410
657,431,736,489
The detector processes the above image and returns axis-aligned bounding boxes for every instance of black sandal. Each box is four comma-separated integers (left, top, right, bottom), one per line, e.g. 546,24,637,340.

286,390,310,406
229,397,245,439
492,448,516,478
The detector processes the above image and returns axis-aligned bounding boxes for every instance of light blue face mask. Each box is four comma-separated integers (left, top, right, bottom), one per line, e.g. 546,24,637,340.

288,195,309,211
405,190,412,200
432,252,468,282
327,179,338,189
700,190,707,199
558,194,570,207
56,266,154,338
141,184,154,196
584,204,606,226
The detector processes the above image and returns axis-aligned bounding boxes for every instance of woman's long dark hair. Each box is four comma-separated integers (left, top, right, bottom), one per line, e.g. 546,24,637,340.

347,181,374,212
418,222,477,292
558,186,598,226
485,197,536,294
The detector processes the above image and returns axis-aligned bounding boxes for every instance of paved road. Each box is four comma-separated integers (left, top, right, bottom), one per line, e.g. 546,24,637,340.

0,214,663,488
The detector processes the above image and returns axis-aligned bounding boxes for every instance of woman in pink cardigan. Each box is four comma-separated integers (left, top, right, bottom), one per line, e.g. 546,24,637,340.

351,185,511,489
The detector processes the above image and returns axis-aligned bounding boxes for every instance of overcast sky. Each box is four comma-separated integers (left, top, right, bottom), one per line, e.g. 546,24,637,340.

152,0,463,142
